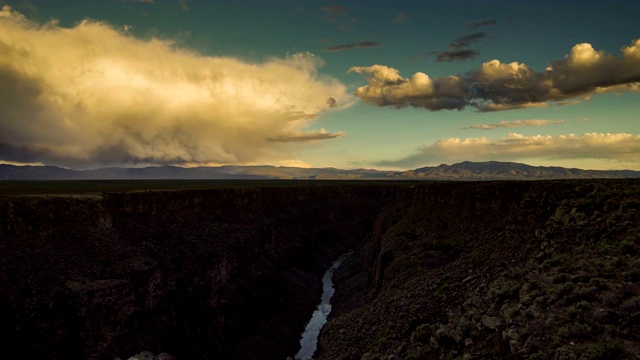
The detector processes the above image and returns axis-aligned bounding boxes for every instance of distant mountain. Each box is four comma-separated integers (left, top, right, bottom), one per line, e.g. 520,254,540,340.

398,161,640,180
1,161,639,180
0,164,395,180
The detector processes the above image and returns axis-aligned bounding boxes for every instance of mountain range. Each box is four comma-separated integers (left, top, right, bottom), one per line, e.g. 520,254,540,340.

2,161,640,180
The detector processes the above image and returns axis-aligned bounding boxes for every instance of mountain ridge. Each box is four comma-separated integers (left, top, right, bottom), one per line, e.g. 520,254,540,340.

1,161,639,180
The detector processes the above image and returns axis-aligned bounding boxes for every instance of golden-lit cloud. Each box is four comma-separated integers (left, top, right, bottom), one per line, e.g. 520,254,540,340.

460,119,568,130
268,128,345,142
377,132,640,168
351,40,640,112
0,8,349,167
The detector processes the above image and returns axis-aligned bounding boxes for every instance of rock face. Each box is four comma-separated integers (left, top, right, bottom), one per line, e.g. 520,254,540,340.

1,180,640,359
0,185,388,359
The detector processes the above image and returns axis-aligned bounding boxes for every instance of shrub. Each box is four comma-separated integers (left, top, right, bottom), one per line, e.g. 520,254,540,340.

590,337,625,359
551,326,570,347
624,268,640,282
553,273,571,284
493,281,520,302
527,279,540,291
589,277,607,290
554,282,575,302
619,237,636,255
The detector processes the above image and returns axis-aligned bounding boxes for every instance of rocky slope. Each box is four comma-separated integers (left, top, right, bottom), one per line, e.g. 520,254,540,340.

318,180,640,359
1,180,639,359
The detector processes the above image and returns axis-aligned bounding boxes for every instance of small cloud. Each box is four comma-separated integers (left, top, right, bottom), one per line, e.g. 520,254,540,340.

469,19,497,28
449,32,487,49
178,0,189,12
460,119,569,130
435,49,479,62
390,12,407,23
324,41,379,52
322,5,347,15
326,97,337,107
269,129,345,142
431,32,486,63
322,4,347,22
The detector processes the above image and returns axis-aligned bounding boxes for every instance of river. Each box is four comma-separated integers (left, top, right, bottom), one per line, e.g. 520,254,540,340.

293,253,350,360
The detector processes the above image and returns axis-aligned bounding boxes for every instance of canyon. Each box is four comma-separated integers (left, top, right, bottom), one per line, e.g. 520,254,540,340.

1,180,639,359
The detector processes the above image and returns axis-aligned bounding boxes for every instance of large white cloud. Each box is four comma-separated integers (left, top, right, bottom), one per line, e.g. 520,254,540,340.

351,40,640,112
0,7,349,167
377,132,640,169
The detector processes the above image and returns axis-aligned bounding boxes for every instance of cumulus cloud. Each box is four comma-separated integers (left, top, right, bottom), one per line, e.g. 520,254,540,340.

377,132,640,168
324,41,379,52
349,65,468,110
0,8,349,168
351,39,640,111
460,119,569,130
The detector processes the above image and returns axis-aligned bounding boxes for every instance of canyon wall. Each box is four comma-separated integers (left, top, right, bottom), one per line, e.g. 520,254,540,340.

1,180,639,359
0,185,390,359
319,180,640,359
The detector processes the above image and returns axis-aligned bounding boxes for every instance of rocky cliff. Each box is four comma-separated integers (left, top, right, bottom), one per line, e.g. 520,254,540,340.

1,180,639,359
0,184,390,359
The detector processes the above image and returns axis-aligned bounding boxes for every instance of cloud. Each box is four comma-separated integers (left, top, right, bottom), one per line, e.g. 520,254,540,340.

390,13,407,23
348,65,469,110
469,19,497,28
435,49,479,62
268,128,345,142
377,132,640,168
322,5,347,15
460,119,569,130
322,4,347,22
432,32,486,62
350,39,640,111
0,9,349,168
0,5,24,20
277,159,313,168
449,32,487,49
178,0,189,12
324,41,379,52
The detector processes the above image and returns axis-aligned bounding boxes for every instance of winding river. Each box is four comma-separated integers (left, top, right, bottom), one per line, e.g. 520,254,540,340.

294,253,350,360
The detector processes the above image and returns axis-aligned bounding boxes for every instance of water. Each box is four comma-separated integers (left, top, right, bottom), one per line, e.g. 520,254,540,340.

294,253,349,360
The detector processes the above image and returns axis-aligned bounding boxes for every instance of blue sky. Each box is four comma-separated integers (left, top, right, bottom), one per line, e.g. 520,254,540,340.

1,0,639,170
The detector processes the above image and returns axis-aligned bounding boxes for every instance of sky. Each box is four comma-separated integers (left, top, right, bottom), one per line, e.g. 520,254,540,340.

0,0,639,171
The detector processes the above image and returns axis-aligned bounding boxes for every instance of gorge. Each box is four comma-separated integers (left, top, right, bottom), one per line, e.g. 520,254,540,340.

1,180,639,359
